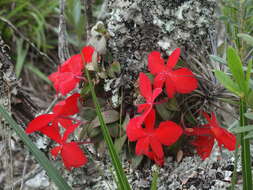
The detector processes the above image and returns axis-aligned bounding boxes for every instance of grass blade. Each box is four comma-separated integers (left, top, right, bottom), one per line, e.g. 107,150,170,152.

0,105,72,190
85,69,131,190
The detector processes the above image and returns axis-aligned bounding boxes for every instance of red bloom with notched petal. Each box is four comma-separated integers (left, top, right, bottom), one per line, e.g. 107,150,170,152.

127,109,183,166
148,48,198,98
26,93,80,142
49,54,84,95
49,46,95,95
50,122,87,170
185,112,236,160
202,112,236,151
137,73,162,124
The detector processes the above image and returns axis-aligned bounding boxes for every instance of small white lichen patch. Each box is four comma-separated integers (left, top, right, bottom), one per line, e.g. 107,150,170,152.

25,170,49,188
35,136,48,149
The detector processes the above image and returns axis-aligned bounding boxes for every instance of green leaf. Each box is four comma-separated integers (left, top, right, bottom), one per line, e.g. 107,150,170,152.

245,59,253,92
244,131,253,139
244,112,253,120
238,33,253,47
246,90,253,109
91,110,119,128
209,55,226,65
114,135,127,154
227,47,247,93
131,155,143,169
0,105,72,190
231,125,253,133
214,70,243,97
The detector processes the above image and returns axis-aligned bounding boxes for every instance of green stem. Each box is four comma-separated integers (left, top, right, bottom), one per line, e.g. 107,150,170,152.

85,69,131,190
240,99,252,190
231,134,240,190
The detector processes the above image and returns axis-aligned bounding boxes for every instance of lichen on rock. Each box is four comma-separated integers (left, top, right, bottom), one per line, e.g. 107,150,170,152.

102,0,216,106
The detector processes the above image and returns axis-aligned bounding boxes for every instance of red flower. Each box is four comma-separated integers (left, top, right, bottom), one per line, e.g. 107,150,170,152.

148,48,198,98
49,46,95,95
26,93,80,143
81,46,95,63
202,112,236,151
50,123,87,170
137,72,162,124
127,109,183,166
185,112,236,160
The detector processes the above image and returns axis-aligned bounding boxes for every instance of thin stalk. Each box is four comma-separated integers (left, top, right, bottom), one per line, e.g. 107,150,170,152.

230,134,240,190
150,166,159,190
240,99,252,190
85,69,131,190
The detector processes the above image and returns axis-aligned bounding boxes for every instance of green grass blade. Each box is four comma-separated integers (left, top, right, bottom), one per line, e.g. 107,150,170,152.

15,39,29,78
25,64,51,84
85,69,131,190
0,105,72,190
246,59,253,94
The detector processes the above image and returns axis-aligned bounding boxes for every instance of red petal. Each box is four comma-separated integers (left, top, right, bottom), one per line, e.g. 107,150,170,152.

155,121,183,146
211,127,236,151
48,72,61,93
58,118,74,129
150,138,164,159
59,75,79,96
202,112,236,151
151,88,162,102
137,103,150,114
165,78,176,98
61,142,88,170
53,93,80,116
81,46,95,63
135,137,149,155
148,51,166,75
153,73,166,89
139,72,152,100
67,54,83,74
126,117,146,141
166,48,181,69
39,121,62,143
50,146,62,158
192,136,214,160
171,68,198,94
26,114,55,134
145,151,164,166
144,109,155,130
62,123,80,142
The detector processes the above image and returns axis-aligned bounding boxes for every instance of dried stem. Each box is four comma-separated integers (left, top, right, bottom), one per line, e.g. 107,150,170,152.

58,0,70,63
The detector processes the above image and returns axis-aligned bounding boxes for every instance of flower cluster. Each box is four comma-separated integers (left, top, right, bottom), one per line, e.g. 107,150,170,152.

126,48,236,165
26,46,237,170
26,46,95,170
